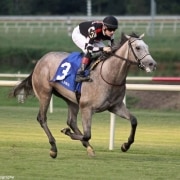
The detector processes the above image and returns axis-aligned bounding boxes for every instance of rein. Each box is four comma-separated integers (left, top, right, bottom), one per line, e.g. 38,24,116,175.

100,60,126,87
100,37,150,86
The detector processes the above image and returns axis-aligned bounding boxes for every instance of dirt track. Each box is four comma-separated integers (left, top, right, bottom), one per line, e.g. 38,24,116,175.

127,90,180,110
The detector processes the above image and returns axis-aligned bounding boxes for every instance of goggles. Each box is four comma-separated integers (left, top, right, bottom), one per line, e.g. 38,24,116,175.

107,28,116,32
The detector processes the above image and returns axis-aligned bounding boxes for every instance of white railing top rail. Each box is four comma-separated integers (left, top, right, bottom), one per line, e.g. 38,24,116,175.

0,15,179,22
1,80,180,91
0,73,29,78
1,74,180,82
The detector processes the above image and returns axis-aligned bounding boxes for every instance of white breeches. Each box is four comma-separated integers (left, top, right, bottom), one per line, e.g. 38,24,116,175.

72,26,105,54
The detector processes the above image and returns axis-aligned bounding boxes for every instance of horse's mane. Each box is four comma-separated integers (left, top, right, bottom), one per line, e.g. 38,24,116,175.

111,32,139,52
98,32,139,61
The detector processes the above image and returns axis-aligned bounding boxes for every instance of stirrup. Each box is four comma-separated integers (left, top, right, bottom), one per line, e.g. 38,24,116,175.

75,75,92,82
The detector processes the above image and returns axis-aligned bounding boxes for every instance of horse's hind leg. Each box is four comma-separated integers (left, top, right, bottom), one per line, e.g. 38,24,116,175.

109,103,137,152
36,94,58,158
61,101,95,156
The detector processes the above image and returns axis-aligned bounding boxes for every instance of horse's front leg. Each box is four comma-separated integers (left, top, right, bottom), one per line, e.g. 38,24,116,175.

121,113,137,152
66,102,94,155
61,106,95,156
109,102,137,152
81,107,95,156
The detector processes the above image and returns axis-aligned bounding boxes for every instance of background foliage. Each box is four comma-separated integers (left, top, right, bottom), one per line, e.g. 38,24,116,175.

0,0,179,15
0,0,179,75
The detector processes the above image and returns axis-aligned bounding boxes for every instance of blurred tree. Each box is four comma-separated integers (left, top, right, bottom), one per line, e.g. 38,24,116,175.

0,0,179,15
126,0,150,15
92,0,126,15
13,0,34,15
106,0,126,15
0,0,13,15
91,0,108,15
31,0,86,15
156,0,180,14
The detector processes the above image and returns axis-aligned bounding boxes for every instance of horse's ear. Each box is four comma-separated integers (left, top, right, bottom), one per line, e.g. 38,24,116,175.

139,33,145,39
124,34,130,39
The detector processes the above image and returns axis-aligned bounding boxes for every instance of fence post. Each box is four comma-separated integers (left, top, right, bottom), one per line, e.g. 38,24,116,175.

66,16,72,36
109,113,116,150
109,94,126,150
17,71,24,103
49,96,53,113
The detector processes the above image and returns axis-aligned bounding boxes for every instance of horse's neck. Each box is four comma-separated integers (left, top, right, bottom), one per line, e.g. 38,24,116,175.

102,42,131,84
115,43,131,77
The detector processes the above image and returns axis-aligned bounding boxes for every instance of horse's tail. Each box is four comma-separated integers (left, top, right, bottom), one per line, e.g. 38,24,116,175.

10,72,34,102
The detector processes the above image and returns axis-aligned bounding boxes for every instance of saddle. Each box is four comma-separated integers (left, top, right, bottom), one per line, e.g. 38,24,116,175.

90,52,110,70
51,51,110,102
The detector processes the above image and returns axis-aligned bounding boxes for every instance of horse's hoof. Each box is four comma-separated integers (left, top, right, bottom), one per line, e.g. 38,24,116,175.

87,146,95,157
49,150,57,158
121,143,128,152
61,128,71,135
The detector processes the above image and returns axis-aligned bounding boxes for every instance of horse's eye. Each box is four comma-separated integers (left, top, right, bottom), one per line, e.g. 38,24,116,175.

136,46,140,51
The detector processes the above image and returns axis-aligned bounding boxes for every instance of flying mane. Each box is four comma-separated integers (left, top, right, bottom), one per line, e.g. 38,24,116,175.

112,32,140,52
99,32,140,61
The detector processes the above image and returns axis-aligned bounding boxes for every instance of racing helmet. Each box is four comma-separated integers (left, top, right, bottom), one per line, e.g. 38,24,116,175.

103,16,118,29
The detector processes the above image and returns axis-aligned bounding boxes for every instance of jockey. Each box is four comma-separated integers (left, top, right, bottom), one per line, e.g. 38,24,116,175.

72,15,118,82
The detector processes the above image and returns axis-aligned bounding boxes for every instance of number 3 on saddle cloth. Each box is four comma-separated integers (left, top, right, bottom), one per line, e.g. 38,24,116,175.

51,52,90,95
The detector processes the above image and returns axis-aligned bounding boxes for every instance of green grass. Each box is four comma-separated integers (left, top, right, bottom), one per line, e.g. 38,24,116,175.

0,106,179,180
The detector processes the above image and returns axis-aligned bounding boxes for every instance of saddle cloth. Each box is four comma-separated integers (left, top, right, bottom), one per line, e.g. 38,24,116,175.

51,52,89,93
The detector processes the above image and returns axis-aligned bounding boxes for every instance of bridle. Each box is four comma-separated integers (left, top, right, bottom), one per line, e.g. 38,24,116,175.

100,37,150,86
113,38,150,68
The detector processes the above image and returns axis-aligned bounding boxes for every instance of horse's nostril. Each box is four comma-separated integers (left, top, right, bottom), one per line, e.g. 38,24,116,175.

149,63,153,66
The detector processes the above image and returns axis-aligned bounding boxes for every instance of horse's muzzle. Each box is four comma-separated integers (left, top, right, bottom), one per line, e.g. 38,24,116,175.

140,58,157,73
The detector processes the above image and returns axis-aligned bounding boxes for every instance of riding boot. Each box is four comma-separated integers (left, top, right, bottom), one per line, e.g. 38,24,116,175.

75,57,91,82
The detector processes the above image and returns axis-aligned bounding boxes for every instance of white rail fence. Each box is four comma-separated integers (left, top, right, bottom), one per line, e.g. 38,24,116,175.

0,15,179,35
1,79,180,91
0,74,180,150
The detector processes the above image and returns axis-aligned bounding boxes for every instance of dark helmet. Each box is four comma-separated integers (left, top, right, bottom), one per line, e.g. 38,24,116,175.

103,16,118,29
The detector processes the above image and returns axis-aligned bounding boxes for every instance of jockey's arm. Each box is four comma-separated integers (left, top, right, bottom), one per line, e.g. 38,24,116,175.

85,26,112,55
86,39,103,53
86,40,111,55
86,37,112,54
86,26,104,54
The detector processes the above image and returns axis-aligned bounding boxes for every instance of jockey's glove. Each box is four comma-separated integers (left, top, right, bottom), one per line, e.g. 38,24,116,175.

103,46,112,53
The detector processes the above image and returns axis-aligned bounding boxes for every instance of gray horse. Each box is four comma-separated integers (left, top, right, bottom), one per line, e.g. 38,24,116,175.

12,33,156,158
